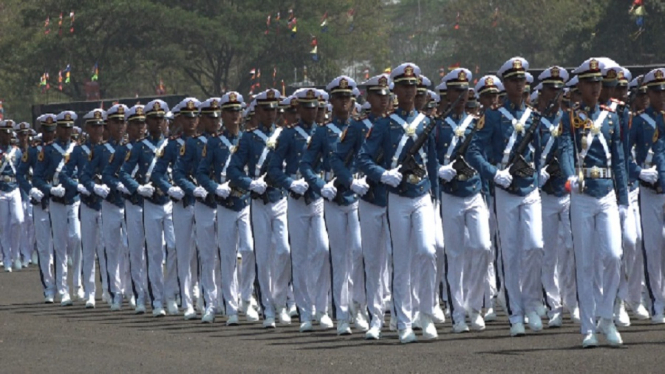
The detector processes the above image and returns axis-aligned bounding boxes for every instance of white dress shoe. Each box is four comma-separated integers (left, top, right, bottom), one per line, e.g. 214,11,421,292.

582,332,599,348
484,307,497,322
166,299,179,315
44,295,55,304
226,314,239,326
152,307,166,317
299,320,313,332
432,304,446,324
184,307,197,320
4,266,11,273
420,314,438,340
389,314,397,331
128,295,136,309
598,318,623,346
245,306,260,322
60,294,73,306
32,252,39,265
76,288,85,301
536,304,547,318
571,307,581,324
614,300,631,327
101,291,111,304
470,311,486,331
278,307,292,325
22,259,30,268
13,258,22,271
111,295,122,311
354,308,370,332
652,313,665,324
85,296,96,309
337,321,352,335
632,303,650,320
526,311,543,332
412,312,422,330
452,321,470,333
135,304,146,315
317,313,334,330
288,304,298,317
202,309,215,323
548,312,563,328
365,326,381,340
399,328,417,344
263,317,276,328
510,322,526,337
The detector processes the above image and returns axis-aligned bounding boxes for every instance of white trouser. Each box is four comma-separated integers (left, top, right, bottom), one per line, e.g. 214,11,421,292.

432,199,446,306
143,200,176,308
20,199,34,261
359,199,391,329
80,204,102,299
486,194,501,309
49,200,80,297
494,188,544,325
571,190,622,335
441,192,491,324
639,187,665,316
251,198,291,318
102,200,126,298
125,201,147,303
324,200,362,322
194,202,217,311
388,193,437,330
289,196,330,322
0,188,24,266
34,203,54,297
541,193,576,316
617,187,643,307
173,201,196,310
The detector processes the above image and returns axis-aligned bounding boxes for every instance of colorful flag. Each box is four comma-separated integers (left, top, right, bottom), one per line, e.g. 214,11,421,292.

70,11,75,33
58,70,63,91
454,12,460,30
439,67,445,77
310,46,319,61
321,11,328,32
265,14,271,35
448,62,460,71
58,12,63,35
44,16,50,35
91,63,99,81
64,64,71,83
347,9,355,31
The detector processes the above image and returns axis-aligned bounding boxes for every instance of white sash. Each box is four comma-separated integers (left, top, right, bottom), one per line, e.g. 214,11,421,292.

579,110,612,167
197,135,208,145
81,145,91,157
255,127,282,178
126,143,139,178
389,113,427,169
52,141,76,184
362,118,373,130
443,115,474,165
294,125,312,145
0,147,17,175
640,112,657,165
498,107,533,165
144,138,168,182
539,116,560,168
104,143,115,154
219,134,237,182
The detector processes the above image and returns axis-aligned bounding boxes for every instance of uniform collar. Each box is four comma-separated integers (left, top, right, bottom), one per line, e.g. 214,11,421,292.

297,120,315,131
221,128,240,139
147,134,164,143
258,123,274,133
503,97,525,111
393,107,416,117
331,116,350,127
580,103,599,114
448,111,466,121
55,138,71,147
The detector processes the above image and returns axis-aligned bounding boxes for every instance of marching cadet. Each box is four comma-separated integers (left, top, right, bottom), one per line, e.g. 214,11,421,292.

303,76,369,336
60,109,107,308
33,111,81,306
84,104,128,309
559,58,628,348
0,120,24,273
197,92,259,324
119,100,176,317
359,63,440,343
228,88,292,328
14,122,35,268
468,57,544,337
316,91,329,124
18,115,56,300
414,75,431,111
103,105,148,314
629,68,665,324
535,66,579,327
156,97,201,320
524,72,534,104
335,74,393,339
566,76,581,106
279,96,299,127
269,88,333,333
630,75,649,112
436,68,491,333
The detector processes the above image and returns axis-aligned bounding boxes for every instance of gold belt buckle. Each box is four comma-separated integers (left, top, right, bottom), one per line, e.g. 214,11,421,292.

590,166,601,179
407,174,421,184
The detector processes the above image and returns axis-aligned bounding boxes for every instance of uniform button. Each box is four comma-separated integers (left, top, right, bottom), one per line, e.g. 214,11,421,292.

393,144,396,148
444,143,448,147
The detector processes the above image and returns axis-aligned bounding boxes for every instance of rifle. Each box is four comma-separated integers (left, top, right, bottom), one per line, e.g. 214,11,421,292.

450,118,480,181
398,93,464,188
508,90,563,180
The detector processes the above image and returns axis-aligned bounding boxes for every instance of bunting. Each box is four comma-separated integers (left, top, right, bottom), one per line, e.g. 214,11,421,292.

58,12,63,36
69,11,75,33
64,64,71,83
321,11,328,32
91,63,99,81
44,16,50,35
58,70,63,91
454,12,460,30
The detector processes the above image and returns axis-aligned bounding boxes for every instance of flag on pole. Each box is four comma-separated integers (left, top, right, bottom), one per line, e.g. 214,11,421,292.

281,80,286,97
44,16,50,34
454,12,460,30
265,14,271,35
58,70,63,91
320,11,328,32
91,63,99,81
58,12,63,35
69,11,75,33
310,46,319,61
64,64,71,83
448,62,460,71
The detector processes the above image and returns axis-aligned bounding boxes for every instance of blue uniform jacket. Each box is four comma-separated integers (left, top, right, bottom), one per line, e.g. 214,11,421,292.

358,108,439,199
0,144,21,193
228,124,286,204
152,134,190,207
174,133,215,208
538,111,567,197
33,139,80,205
197,130,249,212
82,140,124,208
468,99,541,197
435,112,483,198
102,140,141,206
629,107,665,193
119,135,170,206
61,141,102,211
17,144,41,195
559,103,629,206
269,121,322,203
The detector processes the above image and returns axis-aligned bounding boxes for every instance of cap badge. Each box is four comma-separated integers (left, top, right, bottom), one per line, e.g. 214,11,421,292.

211,100,219,109
512,59,522,69
340,78,349,89
154,102,162,111
656,70,665,80
589,59,599,71
136,107,144,115
486,77,494,86
458,71,467,81
229,92,237,102
117,106,125,115
267,90,276,99
405,66,414,77
378,76,388,87
94,111,102,119
551,67,560,77
306,90,316,99
187,100,195,110
64,113,72,121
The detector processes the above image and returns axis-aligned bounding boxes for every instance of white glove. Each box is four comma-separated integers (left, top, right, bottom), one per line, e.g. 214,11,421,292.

567,176,579,192
289,179,309,195
77,184,91,196
50,185,66,197
249,179,267,195
193,186,208,199
116,182,130,195
93,184,110,198
29,187,44,202
437,164,457,182
538,169,550,188
321,181,337,201
639,166,658,184
493,169,513,188
380,168,403,188
168,186,185,200
350,177,370,196
137,184,155,198
215,182,231,199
